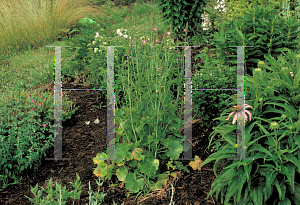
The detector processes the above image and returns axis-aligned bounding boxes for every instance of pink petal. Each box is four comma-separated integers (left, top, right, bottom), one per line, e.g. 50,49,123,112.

244,110,252,121
244,104,253,110
226,112,235,121
233,113,238,124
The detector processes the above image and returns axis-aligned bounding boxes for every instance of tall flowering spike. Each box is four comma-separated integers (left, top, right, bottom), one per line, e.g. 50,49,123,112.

226,104,254,125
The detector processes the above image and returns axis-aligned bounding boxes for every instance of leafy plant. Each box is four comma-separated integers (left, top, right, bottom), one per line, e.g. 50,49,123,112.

90,29,192,195
221,0,282,24
210,4,300,76
92,99,190,195
191,45,237,133
198,49,300,204
24,172,109,204
61,17,116,81
154,0,209,44
0,89,78,191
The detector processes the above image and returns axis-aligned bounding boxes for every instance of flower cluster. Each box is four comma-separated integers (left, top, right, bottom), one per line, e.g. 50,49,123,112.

116,28,131,40
90,25,177,54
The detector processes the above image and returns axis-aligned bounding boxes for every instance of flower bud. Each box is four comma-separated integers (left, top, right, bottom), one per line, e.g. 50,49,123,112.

258,61,264,68
281,114,287,119
254,68,261,73
269,121,279,130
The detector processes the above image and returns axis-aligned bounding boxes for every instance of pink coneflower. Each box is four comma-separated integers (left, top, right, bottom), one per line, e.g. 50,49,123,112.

226,104,254,125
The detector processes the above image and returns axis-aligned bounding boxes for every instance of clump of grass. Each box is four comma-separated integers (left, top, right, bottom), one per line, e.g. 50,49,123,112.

0,0,106,57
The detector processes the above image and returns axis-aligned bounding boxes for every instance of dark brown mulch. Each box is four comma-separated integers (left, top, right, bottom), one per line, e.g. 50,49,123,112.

0,44,237,204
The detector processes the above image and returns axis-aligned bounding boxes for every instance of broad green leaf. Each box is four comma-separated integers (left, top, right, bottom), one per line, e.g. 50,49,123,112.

138,157,159,177
116,166,128,182
124,172,144,193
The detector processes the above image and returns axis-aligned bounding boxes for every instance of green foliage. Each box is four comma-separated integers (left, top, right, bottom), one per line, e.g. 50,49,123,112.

0,89,78,191
92,75,190,194
198,49,300,204
191,46,237,132
90,40,192,194
60,18,114,81
209,4,300,76
222,0,283,24
24,173,109,204
153,0,209,43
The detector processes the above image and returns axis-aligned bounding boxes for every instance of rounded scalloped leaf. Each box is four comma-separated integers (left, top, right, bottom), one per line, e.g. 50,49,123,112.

137,158,159,177
132,148,145,161
165,140,183,159
93,164,107,178
124,172,144,193
116,166,129,182
93,152,107,166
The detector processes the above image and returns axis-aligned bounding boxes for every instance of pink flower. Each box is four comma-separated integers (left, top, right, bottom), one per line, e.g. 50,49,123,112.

155,39,159,43
142,40,147,44
154,27,157,31
31,100,34,103
167,31,170,36
129,43,131,47
38,103,41,106
43,124,46,127
226,104,254,125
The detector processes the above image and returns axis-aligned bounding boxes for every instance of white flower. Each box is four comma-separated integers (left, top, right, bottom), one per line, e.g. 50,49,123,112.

94,47,98,53
92,41,95,44
94,118,100,124
95,32,100,38
117,29,123,36
123,35,128,38
85,121,90,125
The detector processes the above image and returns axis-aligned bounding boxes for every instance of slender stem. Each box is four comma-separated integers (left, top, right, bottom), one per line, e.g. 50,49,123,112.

256,74,258,99
239,121,245,159
275,129,278,151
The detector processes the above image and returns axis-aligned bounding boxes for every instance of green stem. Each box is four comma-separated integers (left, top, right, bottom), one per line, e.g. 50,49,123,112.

256,74,258,99
239,122,245,159
275,129,278,151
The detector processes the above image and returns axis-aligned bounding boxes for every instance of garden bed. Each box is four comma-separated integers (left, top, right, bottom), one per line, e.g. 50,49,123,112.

0,71,233,204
